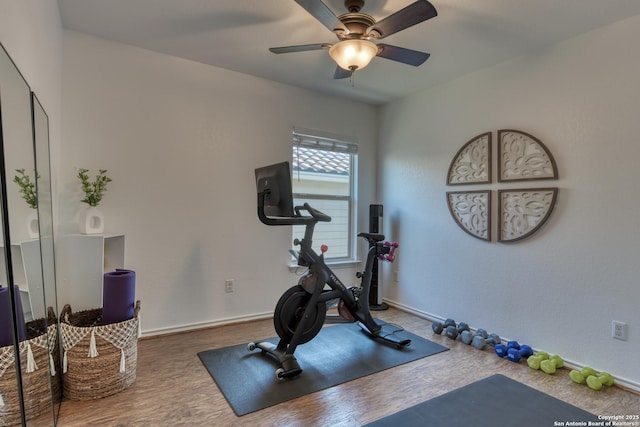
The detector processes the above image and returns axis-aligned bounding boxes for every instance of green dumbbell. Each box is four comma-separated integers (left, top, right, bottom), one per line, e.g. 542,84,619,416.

526,352,550,370
535,351,549,360
586,372,614,390
540,355,564,374
569,367,597,384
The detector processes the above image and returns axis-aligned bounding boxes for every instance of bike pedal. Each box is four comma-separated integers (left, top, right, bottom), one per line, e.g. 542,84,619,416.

380,334,411,348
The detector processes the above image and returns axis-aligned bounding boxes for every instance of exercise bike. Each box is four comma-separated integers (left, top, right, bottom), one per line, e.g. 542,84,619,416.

249,162,410,381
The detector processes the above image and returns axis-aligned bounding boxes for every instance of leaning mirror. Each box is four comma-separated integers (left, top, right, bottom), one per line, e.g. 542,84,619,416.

0,42,59,426
31,92,62,424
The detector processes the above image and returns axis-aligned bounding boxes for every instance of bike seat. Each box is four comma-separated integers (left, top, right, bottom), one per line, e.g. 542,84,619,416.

358,232,385,242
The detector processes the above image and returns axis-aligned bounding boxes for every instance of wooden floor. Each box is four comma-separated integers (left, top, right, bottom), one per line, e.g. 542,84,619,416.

34,307,639,426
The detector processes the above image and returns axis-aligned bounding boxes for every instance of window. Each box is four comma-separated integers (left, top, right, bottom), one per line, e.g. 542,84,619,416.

292,128,357,262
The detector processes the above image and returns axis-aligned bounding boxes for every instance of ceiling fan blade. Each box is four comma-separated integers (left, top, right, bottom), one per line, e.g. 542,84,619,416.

269,43,330,54
295,0,348,34
367,0,437,39
333,66,352,79
376,44,430,66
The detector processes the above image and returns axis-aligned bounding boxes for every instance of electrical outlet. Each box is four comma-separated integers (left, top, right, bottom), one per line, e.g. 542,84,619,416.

612,320,627,341
225,279,234,293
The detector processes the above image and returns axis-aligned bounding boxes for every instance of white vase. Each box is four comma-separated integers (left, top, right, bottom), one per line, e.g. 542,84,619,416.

27,210,39,239
80,206,104,234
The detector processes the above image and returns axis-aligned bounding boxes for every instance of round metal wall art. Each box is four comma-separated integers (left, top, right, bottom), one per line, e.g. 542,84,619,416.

447,132,492,185
446,129,559,243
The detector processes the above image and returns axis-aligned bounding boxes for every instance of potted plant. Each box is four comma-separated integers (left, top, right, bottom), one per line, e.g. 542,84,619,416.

78,168,112,207
13,168,40,238
13,168,39,209
77,168,112,234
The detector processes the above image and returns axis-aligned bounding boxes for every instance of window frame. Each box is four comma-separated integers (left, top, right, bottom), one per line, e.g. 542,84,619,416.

292,127,358,264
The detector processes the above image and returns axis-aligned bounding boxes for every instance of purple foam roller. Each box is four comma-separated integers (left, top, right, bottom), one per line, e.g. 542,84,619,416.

0,285,27,346
102,269,136,325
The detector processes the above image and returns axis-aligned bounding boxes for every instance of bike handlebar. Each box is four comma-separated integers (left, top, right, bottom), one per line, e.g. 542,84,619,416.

297,203,332,222
257,192,331,226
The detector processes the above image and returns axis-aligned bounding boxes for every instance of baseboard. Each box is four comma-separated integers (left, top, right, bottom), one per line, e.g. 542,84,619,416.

382,298,640,394
140,311,273,338
383,298,443,323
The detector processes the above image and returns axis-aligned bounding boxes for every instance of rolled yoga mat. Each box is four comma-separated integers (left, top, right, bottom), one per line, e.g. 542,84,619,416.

0,285,27,347
102,269,136,325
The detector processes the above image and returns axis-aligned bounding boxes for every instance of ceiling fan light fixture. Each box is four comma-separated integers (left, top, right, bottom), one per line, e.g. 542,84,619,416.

329,39,378,71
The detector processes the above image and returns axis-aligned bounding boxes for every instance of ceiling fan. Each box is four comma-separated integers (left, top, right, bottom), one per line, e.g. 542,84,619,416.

270,0,438,79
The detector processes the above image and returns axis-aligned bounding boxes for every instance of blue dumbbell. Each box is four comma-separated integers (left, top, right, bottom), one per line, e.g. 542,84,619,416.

507,341,520,350
507,347,522,362
495,344,508,357
519,344,534,358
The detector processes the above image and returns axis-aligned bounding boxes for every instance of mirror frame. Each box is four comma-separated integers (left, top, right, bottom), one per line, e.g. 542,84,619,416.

31,91,61,423
0,41,59,427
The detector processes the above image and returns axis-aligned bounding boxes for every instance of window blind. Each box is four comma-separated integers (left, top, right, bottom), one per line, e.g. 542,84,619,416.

293,127,358,154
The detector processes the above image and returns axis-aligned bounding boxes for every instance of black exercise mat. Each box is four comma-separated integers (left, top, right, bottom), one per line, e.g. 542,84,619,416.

365,374,599,427
198,321,448,416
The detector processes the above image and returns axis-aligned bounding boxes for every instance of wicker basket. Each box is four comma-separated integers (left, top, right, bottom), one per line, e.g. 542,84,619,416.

0,308,61,427
60,301,140,401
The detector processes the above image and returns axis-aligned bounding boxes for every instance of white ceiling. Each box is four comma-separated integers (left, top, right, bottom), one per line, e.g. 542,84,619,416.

57,0,640,105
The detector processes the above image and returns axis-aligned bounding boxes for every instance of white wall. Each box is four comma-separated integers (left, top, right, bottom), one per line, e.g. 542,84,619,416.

0,1,63,234
60,31,378,334
0,1,62,112
379,14,640,386
8,0,637,389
